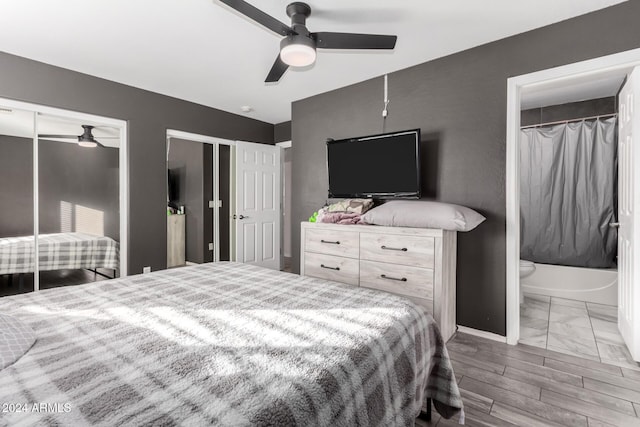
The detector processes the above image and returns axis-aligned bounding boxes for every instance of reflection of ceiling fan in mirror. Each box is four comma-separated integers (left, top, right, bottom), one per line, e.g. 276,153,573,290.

39,125,118,148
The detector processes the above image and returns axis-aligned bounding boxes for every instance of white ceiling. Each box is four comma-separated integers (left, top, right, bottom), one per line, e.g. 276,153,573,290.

0,0,627,124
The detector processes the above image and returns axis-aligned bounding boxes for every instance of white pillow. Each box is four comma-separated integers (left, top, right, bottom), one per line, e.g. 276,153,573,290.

361,200,485,232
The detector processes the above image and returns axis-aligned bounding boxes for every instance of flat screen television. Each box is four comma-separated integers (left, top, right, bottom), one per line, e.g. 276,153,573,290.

327,129,421,198
167,168,179,208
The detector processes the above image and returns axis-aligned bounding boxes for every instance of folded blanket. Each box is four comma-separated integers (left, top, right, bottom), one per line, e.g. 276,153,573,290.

319,210,363,225
326,198,374,215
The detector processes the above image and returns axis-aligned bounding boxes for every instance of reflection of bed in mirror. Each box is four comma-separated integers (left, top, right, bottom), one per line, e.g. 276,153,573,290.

0,232,119,290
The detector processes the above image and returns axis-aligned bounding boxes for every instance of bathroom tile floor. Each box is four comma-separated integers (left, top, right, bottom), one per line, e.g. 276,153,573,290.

520,293,640,370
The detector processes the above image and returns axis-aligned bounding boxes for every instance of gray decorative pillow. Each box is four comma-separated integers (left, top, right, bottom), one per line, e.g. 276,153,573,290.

0,314,36,370
361,200,486,231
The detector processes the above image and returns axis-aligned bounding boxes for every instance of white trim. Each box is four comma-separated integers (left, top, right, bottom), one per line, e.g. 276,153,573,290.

275,140,292,148
118,119,129,278
32,112,39,291
0,99,126,129
167,129,235,147
505,47,640,345
506,77,521,345
0,98,129,280
457,326,507,343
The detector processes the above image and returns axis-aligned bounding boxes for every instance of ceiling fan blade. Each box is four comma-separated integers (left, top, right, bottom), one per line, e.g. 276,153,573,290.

312,32,397,50
218,0,295,36
265,55,289,83
38,134,77,139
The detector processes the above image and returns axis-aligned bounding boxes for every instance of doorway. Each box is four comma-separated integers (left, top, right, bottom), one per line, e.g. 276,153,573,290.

518,98,619,361
276,140,292,272
165,131,283,271
506,48,640,365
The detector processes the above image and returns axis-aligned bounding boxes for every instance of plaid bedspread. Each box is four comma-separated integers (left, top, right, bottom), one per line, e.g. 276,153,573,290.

0,262,463,426
0,232,119,275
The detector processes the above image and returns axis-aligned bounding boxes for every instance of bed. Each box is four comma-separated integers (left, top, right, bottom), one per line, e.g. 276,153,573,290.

0,232,119,275
0,262,463,426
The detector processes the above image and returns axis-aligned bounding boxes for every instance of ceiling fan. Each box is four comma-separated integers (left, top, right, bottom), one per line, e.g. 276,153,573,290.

218,0,398,82
39,125,117,148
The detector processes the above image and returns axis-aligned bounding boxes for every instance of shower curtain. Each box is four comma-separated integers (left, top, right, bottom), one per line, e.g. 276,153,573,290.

520,117,617,268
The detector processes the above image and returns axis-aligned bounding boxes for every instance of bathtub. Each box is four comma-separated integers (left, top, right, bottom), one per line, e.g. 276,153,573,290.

520,262,617,306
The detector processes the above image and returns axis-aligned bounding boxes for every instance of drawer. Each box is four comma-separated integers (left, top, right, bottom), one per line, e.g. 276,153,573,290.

360,233,434,268
359,260,433,300
304,228,359,258
303,252,359,285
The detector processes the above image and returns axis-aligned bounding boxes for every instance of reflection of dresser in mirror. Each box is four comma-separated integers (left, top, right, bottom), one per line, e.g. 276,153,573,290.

167,214,186,267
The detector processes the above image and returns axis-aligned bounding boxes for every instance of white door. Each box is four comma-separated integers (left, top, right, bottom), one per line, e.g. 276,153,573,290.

618,67,640,362
234,141,282,270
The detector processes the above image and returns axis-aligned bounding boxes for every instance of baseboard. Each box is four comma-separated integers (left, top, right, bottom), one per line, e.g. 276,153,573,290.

456,325,507,343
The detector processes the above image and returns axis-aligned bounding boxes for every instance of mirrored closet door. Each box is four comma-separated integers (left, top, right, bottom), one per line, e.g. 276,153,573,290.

166,131,232,268
0,100,127,297
37,113,122,290
0,107,35,296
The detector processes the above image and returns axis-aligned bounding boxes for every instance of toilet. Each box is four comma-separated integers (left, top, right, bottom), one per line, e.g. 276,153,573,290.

519,260,536,304
520,260,536,279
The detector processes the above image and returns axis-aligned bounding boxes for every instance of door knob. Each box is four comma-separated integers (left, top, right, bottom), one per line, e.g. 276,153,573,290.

238,214,249,220
610,222,620,228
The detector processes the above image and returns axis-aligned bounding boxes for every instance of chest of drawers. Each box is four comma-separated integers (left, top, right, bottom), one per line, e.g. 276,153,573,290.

300,222,457,341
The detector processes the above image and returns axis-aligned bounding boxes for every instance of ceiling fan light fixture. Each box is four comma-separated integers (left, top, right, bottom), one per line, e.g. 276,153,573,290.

77,125,98,148
280,35,316,67
78,138,98,148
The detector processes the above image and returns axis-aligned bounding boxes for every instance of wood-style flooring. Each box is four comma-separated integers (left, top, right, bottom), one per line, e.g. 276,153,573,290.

417,332,640,427
283,256,293,273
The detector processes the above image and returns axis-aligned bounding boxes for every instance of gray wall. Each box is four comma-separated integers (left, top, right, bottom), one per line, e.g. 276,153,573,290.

0,51,274,273
274,121,291,143
0,136,33,237
291,1,640,336
0,136,119,240
521,97,617,126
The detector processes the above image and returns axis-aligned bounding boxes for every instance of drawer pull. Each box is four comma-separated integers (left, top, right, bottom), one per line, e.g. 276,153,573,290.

321,239,341,245
381,274,407,282
321,264,340,271
381,245,408,252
